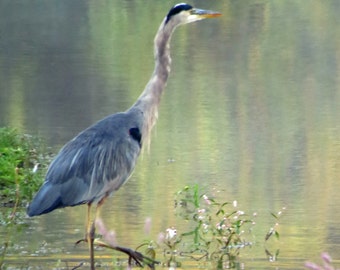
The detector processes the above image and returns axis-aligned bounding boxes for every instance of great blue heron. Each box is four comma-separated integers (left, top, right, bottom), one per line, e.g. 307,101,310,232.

27,3,221,269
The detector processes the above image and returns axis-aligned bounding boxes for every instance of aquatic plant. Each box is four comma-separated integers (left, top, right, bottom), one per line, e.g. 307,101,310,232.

134,185,256,268
264,207,285,262
131,185,290,269
173,185,255,268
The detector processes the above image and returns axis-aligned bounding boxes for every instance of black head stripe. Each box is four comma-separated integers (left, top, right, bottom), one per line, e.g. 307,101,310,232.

165,3,193,24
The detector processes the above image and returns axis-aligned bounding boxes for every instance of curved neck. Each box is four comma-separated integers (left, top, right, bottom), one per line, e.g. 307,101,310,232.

129,18,177,147
138,20,173,108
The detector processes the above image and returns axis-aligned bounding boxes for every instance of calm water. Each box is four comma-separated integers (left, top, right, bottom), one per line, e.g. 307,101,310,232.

1,0,340,269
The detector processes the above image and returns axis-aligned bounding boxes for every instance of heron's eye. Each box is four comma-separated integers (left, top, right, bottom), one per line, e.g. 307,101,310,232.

129,127,142,147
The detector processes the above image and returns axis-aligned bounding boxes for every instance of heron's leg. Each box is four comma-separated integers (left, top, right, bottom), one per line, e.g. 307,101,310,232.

92,197,159,269
74,203,95,269
86,203,93,245
75,202,92,244
86,196,107,270
88,223,95,270
95,196,106,219
75,203,93,245
82,203,95,270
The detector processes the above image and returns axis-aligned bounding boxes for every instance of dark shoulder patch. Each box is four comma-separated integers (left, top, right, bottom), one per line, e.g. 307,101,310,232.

129,127,142,147
166,3,193,24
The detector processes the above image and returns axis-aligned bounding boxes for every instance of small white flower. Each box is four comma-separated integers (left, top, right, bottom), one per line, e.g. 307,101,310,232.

32,163,40,173
233,200,237,207
197,208,206,214
202,194,211,205
166,227,177,240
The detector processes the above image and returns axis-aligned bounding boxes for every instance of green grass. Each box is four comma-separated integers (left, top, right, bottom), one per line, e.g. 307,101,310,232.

0,126,53,267
0,127,51,204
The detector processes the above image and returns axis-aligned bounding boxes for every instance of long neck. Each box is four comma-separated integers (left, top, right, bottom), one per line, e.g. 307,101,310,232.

129,18,177,148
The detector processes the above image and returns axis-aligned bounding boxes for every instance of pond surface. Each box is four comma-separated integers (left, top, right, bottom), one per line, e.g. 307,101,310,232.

1,0,340,269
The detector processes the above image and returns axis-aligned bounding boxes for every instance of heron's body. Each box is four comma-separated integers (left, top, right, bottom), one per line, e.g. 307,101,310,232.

27,3,220,268
27,109,143,215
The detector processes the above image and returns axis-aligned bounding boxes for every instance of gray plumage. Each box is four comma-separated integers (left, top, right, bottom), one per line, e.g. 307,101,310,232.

27,3,221,217
27,110,143,215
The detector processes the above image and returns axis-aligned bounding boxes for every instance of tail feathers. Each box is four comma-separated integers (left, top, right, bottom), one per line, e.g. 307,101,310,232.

27,182,64,217
27,178,90,217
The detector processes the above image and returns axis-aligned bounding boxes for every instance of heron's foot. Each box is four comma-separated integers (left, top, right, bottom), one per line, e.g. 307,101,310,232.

75,222,96,246
75,238,86,246
94,239,159,269
74,235,93,246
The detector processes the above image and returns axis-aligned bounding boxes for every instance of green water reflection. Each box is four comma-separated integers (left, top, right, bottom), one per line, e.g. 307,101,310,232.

0,0,339,269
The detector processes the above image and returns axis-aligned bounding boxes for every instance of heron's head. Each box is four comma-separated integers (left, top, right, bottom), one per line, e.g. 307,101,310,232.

165,3,221,27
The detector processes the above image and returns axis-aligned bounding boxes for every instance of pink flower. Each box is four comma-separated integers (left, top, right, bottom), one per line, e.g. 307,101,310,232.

157,232,165,245
321,252,332,264
144,217,152,235
203,195,211,205
95,218,117,247
304,261,322,270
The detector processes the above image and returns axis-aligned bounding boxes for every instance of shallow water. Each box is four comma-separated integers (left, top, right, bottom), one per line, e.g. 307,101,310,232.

0,0,340,269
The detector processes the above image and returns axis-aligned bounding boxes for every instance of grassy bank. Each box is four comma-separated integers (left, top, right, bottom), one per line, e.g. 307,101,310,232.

0,127,52,205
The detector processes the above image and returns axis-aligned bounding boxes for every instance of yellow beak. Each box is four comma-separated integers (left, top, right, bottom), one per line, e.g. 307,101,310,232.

190,8,222,19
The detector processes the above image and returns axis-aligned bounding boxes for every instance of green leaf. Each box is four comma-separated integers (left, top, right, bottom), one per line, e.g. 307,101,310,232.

271,212,278,219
